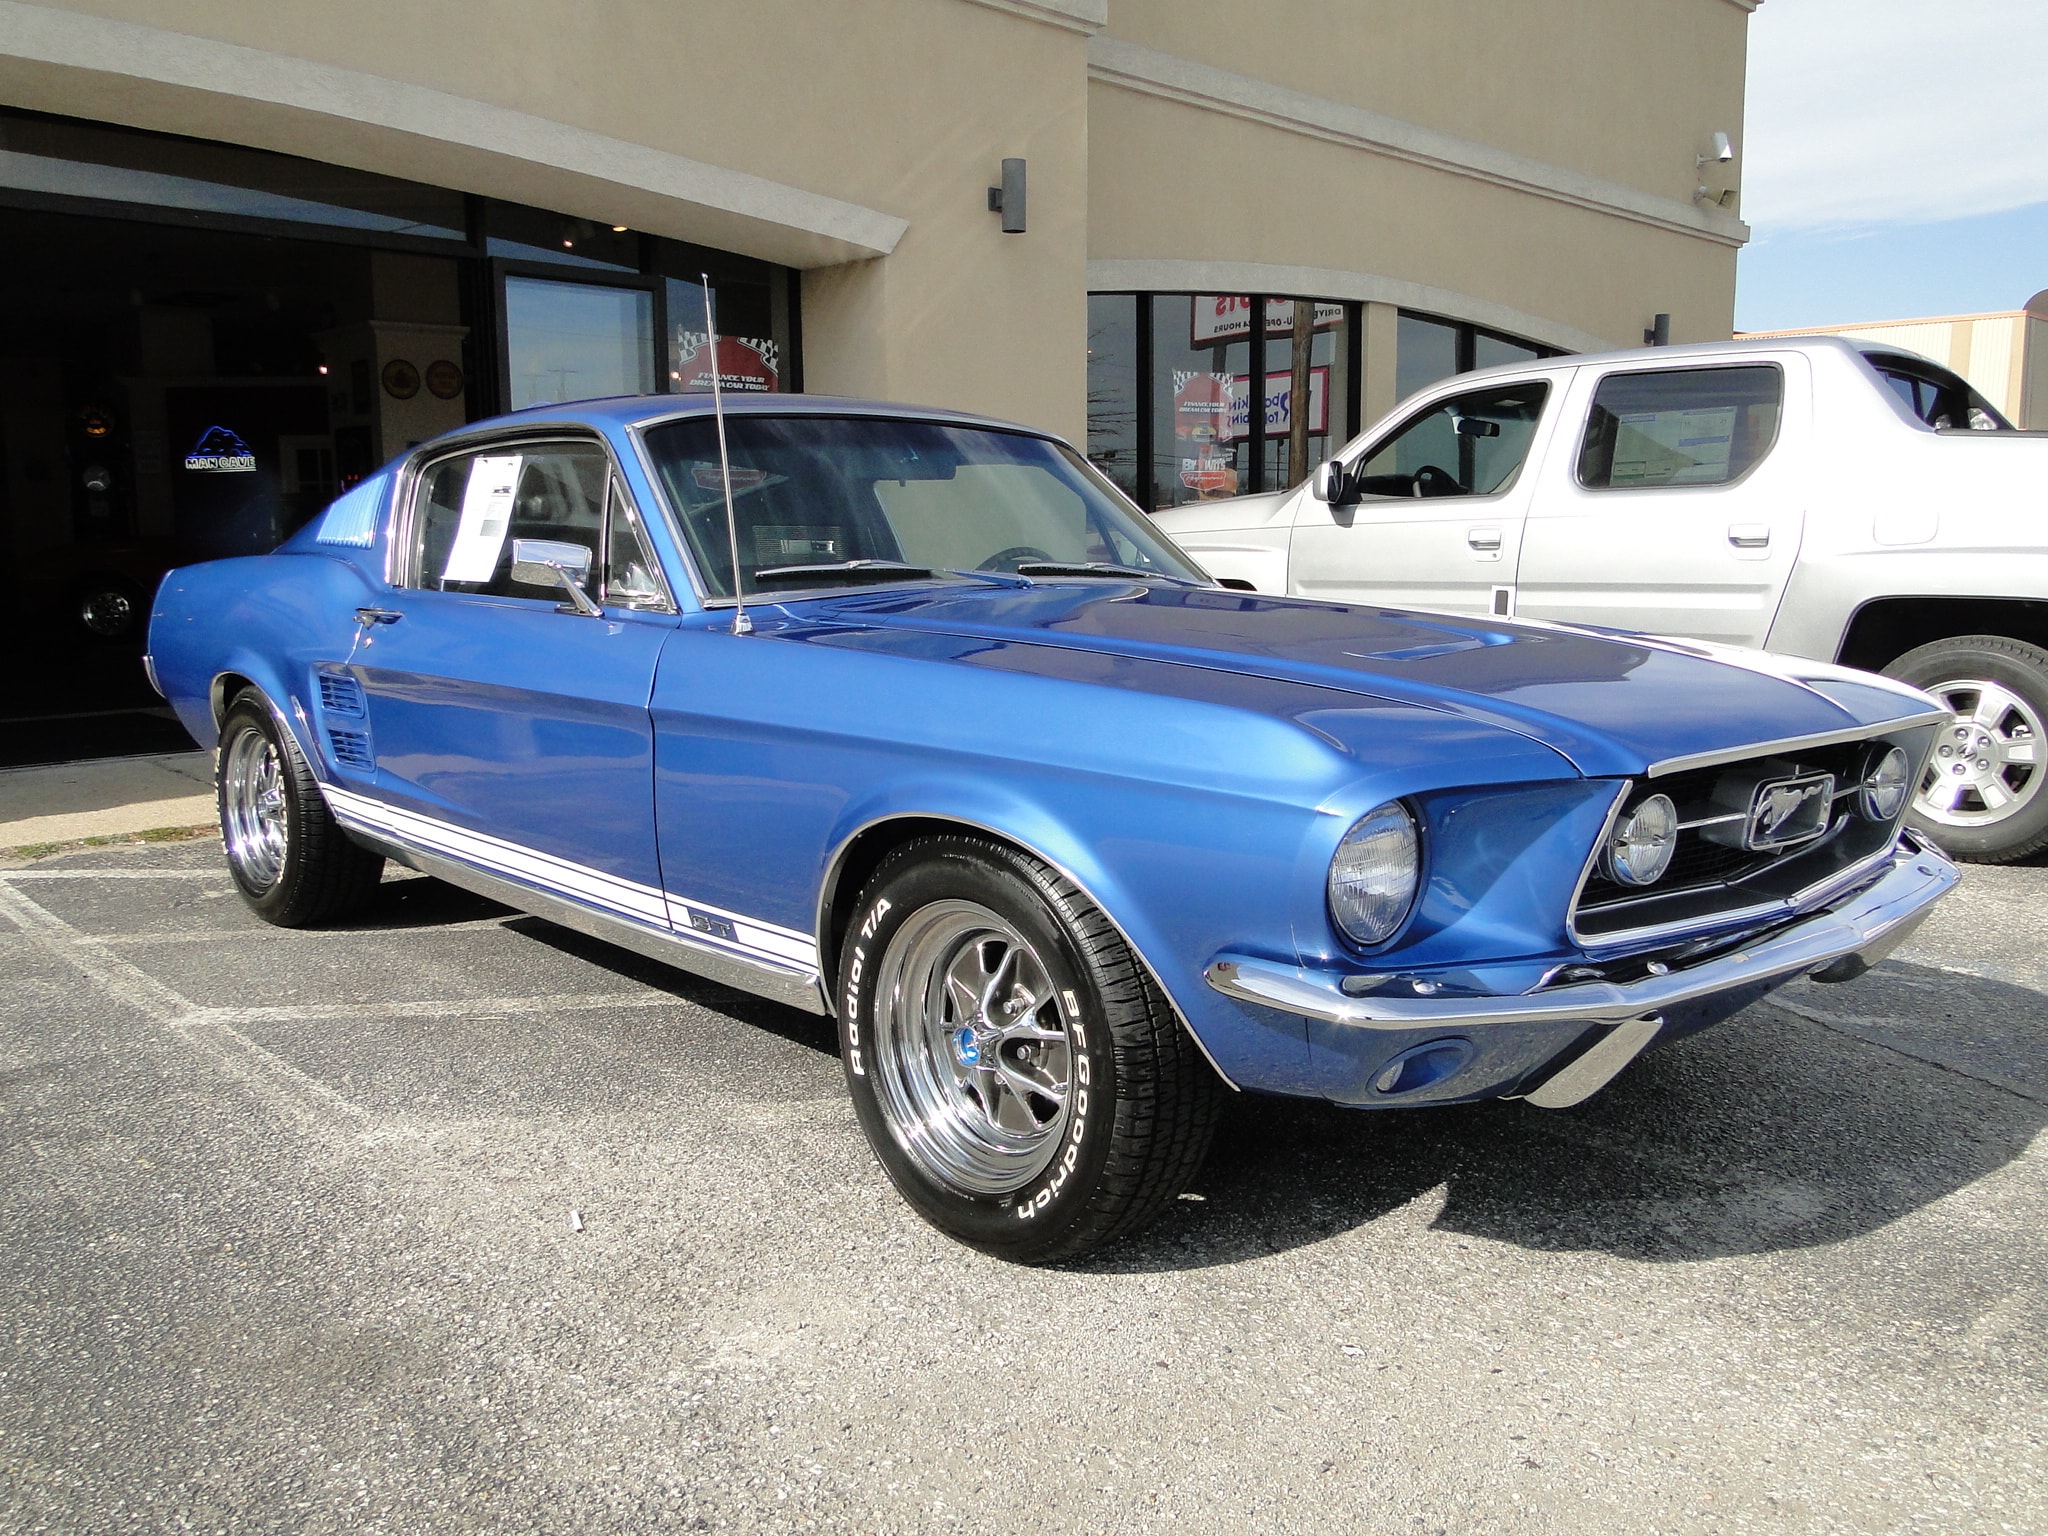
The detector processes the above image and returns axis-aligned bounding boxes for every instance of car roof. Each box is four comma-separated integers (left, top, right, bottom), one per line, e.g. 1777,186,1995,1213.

459,391,1054,440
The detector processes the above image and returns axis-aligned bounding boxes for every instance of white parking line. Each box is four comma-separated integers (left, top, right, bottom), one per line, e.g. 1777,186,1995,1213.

0,875,679,1141
1,868,230,881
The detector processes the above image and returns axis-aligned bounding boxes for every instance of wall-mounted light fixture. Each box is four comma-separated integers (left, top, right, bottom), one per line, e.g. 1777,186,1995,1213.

1644,312,1671,347
987,158,1026,234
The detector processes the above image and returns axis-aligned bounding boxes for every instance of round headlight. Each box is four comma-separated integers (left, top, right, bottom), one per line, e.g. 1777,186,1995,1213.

1328,801,1420,947
1602,793,1677,887
1861,744,1912,821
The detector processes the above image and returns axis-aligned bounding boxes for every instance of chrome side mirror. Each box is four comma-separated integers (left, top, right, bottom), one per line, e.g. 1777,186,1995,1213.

510,538,602,617
1312,459,1351,505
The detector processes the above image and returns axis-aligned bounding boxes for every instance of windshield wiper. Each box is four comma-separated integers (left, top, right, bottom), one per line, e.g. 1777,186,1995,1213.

1014,561,1201,587
752,559,941,584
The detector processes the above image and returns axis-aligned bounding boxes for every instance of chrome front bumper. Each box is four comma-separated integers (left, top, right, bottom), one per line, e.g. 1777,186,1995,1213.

1205,835,1957,1036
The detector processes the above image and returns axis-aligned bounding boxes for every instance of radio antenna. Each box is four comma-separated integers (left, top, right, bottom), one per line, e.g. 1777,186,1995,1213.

700,273,750,635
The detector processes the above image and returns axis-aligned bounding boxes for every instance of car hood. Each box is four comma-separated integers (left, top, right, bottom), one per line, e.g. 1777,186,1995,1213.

794,583,1934,778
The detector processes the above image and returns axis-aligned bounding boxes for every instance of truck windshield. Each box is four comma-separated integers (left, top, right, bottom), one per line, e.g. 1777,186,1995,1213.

642,414,1209,599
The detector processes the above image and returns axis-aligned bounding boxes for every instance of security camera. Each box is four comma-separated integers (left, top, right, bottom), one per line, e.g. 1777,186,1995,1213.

1697,131,1733,170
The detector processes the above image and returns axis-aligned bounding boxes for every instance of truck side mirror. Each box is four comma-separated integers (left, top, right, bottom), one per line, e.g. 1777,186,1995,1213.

1312,459,1351,505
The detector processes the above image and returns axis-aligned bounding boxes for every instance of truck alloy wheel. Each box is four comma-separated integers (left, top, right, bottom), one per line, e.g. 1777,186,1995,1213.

1884,634,2048,863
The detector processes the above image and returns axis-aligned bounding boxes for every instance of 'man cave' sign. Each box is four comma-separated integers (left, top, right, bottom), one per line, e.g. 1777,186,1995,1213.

183,425,256,474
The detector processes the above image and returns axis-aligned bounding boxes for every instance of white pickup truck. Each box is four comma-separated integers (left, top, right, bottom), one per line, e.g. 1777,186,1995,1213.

1153,336,2048,861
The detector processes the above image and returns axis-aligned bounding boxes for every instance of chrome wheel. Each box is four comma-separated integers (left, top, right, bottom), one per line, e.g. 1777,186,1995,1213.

221,725,289,891
868,899,1075,1197
1916,678,2044,827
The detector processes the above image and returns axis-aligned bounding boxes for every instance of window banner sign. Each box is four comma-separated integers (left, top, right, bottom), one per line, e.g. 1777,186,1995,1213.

1173,369,1236,497
1224,366,1330,442
674,331,780,392
1192,296,1345,347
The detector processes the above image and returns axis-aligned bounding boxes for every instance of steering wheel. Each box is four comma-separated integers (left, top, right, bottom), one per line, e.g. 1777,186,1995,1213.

978,545,1053,572
1410,464,1458,498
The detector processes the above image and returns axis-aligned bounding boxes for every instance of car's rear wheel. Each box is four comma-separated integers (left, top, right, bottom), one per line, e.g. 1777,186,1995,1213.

838,834,1221,1262
1883,634,2048,863
217,693,385,925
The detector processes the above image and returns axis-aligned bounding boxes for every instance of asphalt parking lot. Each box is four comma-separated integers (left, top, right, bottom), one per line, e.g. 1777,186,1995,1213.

2,839,2043,1535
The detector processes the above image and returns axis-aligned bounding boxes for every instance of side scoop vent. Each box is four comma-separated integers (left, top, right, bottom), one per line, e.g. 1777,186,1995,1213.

317,672,365,717
327,729,373,771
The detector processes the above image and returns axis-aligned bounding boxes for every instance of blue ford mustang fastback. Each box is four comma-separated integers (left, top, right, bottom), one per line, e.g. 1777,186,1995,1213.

147,394,1956,1261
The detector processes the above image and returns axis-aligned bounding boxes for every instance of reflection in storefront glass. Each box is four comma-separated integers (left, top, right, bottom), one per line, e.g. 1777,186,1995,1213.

666,277,783,394
1151,295,1251,511
1086,295,1139,502
504,277,654,409
1258,298,1350,491
1396,313,1460,404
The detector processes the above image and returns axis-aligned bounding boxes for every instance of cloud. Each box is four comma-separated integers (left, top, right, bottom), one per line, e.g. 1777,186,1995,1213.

1742,0,2048,233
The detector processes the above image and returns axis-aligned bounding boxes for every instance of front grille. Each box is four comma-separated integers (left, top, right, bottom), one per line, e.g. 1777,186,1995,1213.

1573,733,1928,943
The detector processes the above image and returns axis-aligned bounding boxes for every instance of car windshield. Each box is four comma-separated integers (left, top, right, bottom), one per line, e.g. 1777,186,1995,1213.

641,414,1208,599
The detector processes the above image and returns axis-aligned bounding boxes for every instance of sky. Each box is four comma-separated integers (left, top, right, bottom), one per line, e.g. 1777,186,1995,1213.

1733,0,2048,332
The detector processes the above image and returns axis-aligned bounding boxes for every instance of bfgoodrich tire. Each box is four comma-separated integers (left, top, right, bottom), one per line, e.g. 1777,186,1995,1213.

217,693,385,925
838,835,1221,1263
1884,634,2048,863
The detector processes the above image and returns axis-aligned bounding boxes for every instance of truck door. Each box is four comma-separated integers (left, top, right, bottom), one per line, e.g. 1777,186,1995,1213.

1290,376,1556,618
1513,355,1806,647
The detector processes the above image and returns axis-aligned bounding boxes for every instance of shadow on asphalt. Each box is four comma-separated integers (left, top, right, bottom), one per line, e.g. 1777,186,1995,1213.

327,869,2045,1274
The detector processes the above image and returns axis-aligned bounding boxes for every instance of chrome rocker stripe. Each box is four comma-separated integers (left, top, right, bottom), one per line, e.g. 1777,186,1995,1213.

322,786,820,977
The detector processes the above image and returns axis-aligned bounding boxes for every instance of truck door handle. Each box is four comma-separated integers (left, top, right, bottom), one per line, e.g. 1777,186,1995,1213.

1727,524,1770,549
1467,527,1502,551
354,607,403,627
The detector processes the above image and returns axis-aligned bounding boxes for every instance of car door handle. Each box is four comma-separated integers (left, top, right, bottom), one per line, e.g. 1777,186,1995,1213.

1727,524,1770,549
1467,527,1502,551
354,607,403,627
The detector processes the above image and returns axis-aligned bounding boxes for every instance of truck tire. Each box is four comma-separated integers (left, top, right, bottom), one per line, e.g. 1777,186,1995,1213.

1883,634,2048,863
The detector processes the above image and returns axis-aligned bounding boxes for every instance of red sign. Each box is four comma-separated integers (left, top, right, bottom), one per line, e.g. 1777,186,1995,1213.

674,333,780,393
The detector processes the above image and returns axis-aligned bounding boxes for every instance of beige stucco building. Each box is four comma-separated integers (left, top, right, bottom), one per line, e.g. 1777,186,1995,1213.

0,0,1754,700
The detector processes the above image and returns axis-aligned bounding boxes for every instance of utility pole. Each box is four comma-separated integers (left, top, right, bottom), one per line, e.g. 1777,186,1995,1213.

1287,299,1314,486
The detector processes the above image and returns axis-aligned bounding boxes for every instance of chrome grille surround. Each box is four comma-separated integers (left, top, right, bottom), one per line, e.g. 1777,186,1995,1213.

1567,721,1944,952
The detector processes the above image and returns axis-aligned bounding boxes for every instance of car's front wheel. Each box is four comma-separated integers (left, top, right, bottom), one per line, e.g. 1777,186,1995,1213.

838,835,1221,1262
1884,634,2048,863
217,693,385,925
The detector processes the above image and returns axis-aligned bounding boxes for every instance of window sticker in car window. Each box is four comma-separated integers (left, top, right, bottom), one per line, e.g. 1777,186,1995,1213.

441,454,522,583
1610,407,1736,487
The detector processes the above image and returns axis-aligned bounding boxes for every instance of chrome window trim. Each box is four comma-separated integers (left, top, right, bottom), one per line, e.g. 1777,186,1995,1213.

387,425,675,613
1645,714,1950,779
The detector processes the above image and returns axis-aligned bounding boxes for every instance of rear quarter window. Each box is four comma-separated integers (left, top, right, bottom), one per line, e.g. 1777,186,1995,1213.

1576,364,1783,490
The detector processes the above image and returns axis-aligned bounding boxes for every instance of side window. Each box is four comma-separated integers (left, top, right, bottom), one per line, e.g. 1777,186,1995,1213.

1354,381,1550,500
604,476,672,609
410,444,672,608
1577,365,1782,490
1871,362,2010,432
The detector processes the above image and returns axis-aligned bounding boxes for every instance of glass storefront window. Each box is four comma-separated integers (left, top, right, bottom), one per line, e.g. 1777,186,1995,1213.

504,276,655,410
1397,313,1461,403
1086,295,1139,502
1258,298,1350,490
1152,295,1253,510
0,109,468,242
667,276,784,393
485,201,639,271
1475,331,1542,371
